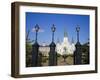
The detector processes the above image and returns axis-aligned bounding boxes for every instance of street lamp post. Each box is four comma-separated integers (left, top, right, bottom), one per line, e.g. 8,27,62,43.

51,24,56,42
74,25,82,65
49,24,57,66
32,24,40,67
76,25,80,42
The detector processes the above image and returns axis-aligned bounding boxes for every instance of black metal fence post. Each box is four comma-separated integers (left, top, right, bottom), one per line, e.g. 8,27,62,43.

49,42,57,66
32,42,39,66
74,42,82,64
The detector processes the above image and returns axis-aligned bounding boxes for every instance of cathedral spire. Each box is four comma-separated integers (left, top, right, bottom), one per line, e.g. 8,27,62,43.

64,28,68,37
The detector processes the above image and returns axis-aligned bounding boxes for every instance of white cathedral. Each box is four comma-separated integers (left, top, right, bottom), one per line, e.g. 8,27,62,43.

39,30,76,56
56,30,75,55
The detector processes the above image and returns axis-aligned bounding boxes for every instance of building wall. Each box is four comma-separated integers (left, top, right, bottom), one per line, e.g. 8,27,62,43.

39,46,50,56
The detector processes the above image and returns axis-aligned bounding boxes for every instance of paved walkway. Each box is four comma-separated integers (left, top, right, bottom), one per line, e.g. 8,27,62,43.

41,56,74,66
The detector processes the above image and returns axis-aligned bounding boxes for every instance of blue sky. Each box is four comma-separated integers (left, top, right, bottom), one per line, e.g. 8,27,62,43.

26,12,89,45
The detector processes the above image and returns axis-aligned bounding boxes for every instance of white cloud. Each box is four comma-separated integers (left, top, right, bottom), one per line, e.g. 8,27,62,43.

32,28,45,32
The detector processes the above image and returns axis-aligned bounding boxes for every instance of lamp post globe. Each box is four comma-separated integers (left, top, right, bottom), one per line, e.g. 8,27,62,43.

51,24,56,32
76,25,80,32
34,24,40,42
35,24,40,32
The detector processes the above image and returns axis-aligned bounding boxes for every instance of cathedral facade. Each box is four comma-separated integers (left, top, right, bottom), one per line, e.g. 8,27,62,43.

56,30,75,55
